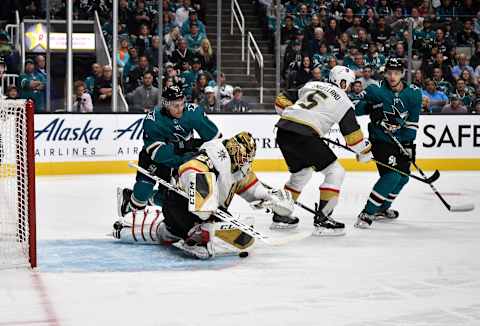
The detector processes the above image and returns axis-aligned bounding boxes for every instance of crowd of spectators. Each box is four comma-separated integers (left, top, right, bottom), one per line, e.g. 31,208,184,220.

0,0,251,113
258,0,480,113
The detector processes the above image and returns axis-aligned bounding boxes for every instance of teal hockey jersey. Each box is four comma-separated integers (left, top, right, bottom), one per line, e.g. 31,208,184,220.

142,103,219,167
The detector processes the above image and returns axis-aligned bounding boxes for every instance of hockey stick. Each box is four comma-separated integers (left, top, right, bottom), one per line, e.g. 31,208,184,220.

260,182,327,221
128,162,309,245
320,137,440,184
385,131,475,212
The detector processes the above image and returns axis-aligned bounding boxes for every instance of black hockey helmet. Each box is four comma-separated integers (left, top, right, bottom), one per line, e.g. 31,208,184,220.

385,58,404,72
162,85,184,107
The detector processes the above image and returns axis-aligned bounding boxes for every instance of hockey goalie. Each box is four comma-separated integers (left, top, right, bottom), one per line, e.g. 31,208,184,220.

112,132,296,259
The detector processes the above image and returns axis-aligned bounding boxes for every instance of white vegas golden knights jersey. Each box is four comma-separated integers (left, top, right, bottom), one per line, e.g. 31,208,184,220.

280,81,355,137
178,139,261,209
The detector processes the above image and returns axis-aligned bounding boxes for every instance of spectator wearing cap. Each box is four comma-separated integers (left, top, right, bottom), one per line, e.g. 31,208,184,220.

164,27,182,59
224,87,251,113
422,79,449,113
442,95,468,114
135,24,152,56
175,0,192,27
126,71,160,113
281,15,299,45
94,65,114,112
72,81,93,113
116,37,130,71
181,9,206,39
184,22,204,52
19,58,46,112
171,38,195,66
451,54,475,80
5,85,19,100
197,38,216,73
310,63,322,81
200,86,218,113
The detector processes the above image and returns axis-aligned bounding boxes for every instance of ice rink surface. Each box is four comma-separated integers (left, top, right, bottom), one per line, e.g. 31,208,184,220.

1,171,480,326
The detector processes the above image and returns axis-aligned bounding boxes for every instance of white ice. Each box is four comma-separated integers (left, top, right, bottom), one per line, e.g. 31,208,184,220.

1,171,480,326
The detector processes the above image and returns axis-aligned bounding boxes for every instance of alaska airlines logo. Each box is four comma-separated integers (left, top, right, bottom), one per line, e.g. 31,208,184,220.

114,118,143,140
35,118,102,144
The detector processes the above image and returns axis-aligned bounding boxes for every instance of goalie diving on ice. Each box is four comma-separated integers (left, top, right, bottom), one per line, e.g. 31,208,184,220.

112,132,298,259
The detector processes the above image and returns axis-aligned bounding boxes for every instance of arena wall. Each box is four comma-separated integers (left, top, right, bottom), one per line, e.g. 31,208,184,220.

34,114,480,175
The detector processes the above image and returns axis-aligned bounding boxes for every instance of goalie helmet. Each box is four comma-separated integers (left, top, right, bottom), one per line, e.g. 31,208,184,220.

329,65,356,90
225,132,256,171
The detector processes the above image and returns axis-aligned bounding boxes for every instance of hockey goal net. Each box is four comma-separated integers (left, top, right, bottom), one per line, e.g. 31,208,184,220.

0,99,36,269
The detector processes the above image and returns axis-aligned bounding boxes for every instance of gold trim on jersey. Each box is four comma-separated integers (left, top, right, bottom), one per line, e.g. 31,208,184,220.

275,93,294,109
344,129,364,147
178,159,210,176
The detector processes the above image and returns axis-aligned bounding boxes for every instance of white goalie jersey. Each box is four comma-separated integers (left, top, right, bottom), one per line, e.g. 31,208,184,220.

279,81,355,137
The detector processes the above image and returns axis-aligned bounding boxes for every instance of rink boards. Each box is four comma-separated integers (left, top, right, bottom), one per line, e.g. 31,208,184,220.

32,114,480,175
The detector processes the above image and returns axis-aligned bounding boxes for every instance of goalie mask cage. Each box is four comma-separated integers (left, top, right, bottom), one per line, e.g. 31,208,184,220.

0,99,36,269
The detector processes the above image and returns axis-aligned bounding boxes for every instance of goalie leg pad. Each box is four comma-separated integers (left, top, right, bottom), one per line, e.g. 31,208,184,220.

112,207,164,244
215,218,255,250
187,172,219,220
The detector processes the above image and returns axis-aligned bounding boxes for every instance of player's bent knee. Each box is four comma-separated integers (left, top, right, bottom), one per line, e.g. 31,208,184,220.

321,161,345,187
285,167,313,194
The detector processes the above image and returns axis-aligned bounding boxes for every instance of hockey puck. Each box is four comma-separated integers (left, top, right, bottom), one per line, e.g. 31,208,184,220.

238,251,249,258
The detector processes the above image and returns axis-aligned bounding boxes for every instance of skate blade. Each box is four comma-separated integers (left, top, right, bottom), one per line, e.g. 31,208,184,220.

116,187,124,217
269,222,299,230
354,221,372,229
312,228,346,237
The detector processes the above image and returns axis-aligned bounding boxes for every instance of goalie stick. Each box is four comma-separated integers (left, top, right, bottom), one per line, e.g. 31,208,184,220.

128,162,310,245
384,131,475,213
320,137,440,184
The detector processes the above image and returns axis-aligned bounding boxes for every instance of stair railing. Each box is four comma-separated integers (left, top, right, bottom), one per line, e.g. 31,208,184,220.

230,0,245,61
5,11,20,48
246,32,264,103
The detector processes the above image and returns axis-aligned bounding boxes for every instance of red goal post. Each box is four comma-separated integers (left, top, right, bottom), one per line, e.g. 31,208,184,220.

0,99,36,269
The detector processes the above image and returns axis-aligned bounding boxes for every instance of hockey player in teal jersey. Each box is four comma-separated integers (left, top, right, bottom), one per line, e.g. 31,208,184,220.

354,58,422,228
118,85,220,216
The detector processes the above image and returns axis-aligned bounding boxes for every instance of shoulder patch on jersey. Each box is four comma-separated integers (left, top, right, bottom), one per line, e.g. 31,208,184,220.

196,153,215,170
145,110,155,121
409,84,420,90
185,103,198,112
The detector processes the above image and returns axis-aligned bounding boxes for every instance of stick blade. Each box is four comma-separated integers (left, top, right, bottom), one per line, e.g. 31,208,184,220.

425,169,441,183
450,203,475,212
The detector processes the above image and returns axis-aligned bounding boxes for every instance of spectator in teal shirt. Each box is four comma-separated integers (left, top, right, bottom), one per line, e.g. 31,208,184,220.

19,59,46,112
